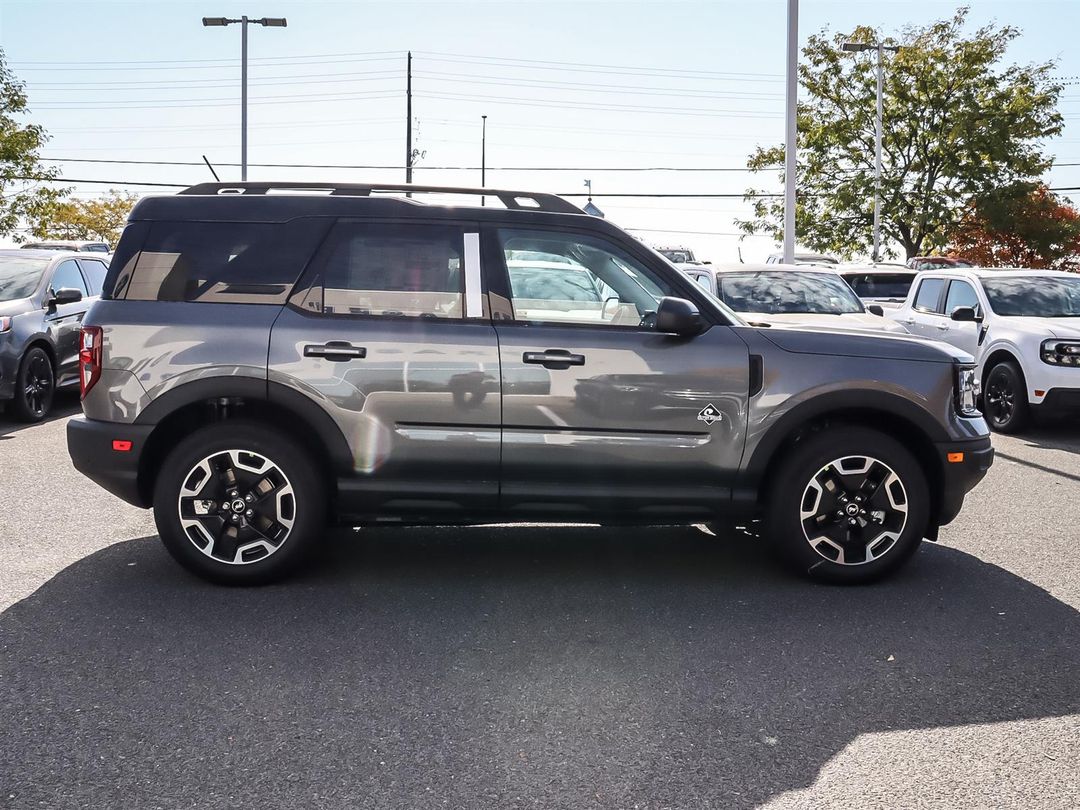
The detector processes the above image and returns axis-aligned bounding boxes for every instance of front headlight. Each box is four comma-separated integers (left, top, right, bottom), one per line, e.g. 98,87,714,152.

1041,339,1080,366
956,365,980,417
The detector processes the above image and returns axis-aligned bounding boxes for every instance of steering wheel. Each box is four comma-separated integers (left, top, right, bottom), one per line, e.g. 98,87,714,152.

639,310,657,329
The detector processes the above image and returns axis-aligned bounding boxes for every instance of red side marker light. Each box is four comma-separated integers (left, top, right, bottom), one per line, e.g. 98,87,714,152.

112,440,133,452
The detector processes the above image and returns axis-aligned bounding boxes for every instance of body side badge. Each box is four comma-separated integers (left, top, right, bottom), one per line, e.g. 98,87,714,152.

697,404,723,425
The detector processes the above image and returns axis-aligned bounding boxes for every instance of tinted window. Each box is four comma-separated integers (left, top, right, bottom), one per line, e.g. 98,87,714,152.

78,258,108,296
0,255,48,302
303,222,464,318
51,260,88,296
913,278,946,313
84,244,110,253
841,272,915,299
944,280,980,315
982,276,1080,317
716,271,863,314
497,228,674,327
111,219,328,304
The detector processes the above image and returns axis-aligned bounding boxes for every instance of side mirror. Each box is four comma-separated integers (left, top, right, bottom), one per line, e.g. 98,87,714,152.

50,287,83,306
656,296,705,337
950,306,981,323
867,304,885,316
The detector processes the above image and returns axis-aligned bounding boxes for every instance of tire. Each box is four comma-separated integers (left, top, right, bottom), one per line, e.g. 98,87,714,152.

153,420,327,585
983,361,1030,434
11,346,55,422
764,426,930,585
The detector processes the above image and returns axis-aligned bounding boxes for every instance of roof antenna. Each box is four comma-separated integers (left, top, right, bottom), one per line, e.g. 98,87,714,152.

202,155,220,181
737,244,745,264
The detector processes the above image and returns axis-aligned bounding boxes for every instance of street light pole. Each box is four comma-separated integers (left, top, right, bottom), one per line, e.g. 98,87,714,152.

481,114,487,206
202,15,287,182
782,0,799,265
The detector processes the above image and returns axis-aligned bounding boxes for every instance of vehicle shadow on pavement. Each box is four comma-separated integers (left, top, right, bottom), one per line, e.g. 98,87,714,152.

0,392,80,439
1,526,1077,809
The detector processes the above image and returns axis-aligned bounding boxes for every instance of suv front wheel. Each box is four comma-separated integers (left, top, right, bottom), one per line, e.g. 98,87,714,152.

153,421,327,584
765,427,930,584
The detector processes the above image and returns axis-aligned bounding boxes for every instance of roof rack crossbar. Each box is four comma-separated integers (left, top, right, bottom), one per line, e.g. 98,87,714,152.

178,181,583,214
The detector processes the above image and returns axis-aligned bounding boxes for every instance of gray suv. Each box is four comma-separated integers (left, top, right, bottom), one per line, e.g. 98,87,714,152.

67,182,993,585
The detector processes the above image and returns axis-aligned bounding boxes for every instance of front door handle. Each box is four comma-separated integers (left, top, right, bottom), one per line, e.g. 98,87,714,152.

936,324,950,331
304,341,367,360
522,349,585,370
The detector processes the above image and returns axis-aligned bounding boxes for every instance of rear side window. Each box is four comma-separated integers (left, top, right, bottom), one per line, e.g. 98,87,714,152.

913,278,945,313
108,219,329,304
77,258,108,296
299,222,464,319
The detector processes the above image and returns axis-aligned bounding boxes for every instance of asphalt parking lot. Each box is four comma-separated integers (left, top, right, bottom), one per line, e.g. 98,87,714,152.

1,395,1078,809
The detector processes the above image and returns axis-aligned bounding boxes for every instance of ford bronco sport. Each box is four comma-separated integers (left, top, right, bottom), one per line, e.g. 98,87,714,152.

67,182,993,585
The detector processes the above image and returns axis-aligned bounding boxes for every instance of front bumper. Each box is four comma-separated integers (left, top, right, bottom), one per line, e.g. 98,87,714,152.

1032,388,1080,418
934,435,994,527
67,415,154,508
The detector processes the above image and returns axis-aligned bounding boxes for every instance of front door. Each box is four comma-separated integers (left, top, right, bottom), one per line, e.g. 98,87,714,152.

45,258,91,385
268,220,501,518
941,278,983,357
485,225,749,520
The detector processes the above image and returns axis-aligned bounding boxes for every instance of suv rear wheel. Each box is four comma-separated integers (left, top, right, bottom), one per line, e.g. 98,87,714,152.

153,421,326,584
765,427,930,584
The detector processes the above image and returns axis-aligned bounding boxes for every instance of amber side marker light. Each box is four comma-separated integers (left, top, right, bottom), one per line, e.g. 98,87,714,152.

947,452,965,463
1034,389,1046,397
112,440,133,452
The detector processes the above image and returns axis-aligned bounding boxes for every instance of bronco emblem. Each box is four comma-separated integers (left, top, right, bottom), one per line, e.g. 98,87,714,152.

697,404,723,425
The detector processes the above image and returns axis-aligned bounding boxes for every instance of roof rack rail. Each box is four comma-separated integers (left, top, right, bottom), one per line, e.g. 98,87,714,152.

178,181,584,215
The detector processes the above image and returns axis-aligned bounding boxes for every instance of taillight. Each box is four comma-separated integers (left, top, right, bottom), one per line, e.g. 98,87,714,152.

79,326,103,399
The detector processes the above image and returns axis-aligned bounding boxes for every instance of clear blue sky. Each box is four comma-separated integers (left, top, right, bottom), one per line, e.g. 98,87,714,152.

1,0,1078,259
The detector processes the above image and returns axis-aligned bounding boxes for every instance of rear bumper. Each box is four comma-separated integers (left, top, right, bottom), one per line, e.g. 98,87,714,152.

934,435,994,527
67,415,154,508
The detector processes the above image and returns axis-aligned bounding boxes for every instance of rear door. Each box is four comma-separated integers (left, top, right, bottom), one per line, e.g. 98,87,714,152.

485,225,749,520
45,258,90,385
901,276,947,339
268,219,501,518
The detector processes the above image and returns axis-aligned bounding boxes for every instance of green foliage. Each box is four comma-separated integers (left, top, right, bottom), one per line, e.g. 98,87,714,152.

29,190,139,247
737,7,1064,259
0,47,65,239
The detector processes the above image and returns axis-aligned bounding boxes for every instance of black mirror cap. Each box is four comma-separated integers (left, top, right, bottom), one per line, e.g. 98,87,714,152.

51,287,83,305
867,304,885,316
656,296,705,336
950,305,980,323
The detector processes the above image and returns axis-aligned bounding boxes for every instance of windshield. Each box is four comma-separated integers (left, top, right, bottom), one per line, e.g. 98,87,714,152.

982,276,1080,317
840,272,916,299
0,256,48,302
717,271,864,315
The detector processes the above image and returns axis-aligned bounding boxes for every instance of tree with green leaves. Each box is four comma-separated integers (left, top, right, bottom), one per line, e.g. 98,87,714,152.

0,47,64,239
28,190,139,248
737,7,1064,260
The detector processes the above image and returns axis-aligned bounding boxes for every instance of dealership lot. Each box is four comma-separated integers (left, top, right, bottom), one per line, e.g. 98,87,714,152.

1,396,1077,809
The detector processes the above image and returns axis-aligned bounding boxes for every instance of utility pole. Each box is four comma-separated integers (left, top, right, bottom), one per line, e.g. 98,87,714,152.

782,0,798,264
481,114,487,205
406,51,413,185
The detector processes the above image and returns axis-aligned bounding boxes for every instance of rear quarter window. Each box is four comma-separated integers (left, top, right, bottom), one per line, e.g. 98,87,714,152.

106,218,330,304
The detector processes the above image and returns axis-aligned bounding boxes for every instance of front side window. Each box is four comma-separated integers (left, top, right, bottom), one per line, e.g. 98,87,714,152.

111,219,327,304
944,280,980,315
0,256,48,302
716,271,863,315
913,278,946,313
982,276,1080,317
51,260,88,296
303,222,464,318
497,228,674,327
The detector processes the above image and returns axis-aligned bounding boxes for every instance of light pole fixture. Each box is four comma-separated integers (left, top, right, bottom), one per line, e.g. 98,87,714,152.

842,39,901,263
202,15,288,181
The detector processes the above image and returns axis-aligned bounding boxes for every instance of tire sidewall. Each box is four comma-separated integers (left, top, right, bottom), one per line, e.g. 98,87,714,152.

153,421,326,585
13,347,55,423
765,427,930,585
985,361,1029,434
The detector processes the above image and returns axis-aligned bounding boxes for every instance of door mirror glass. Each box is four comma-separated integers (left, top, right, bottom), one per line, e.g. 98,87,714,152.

51,287,83,305
656,296,705,336
950,305,981,323
867,304,885,316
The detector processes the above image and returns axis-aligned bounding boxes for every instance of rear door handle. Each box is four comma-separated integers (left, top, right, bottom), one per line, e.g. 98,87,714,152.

522,349,585,369
304,341,367,360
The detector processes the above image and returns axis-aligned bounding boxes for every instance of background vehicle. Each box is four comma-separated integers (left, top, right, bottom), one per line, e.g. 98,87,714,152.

20,240,111,254
907,256,974,271
837,265,920,310
888,267,1080,432
68,182,990,587
656,245,705,265
765,252,839,266
0,250,107,421
682,263,909,334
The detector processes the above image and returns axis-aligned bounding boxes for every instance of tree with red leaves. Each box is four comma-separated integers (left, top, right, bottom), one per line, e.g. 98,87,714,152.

948,183,1080,270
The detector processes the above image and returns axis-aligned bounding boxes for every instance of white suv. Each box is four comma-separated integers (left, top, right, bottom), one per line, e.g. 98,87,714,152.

889,268,1080,432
